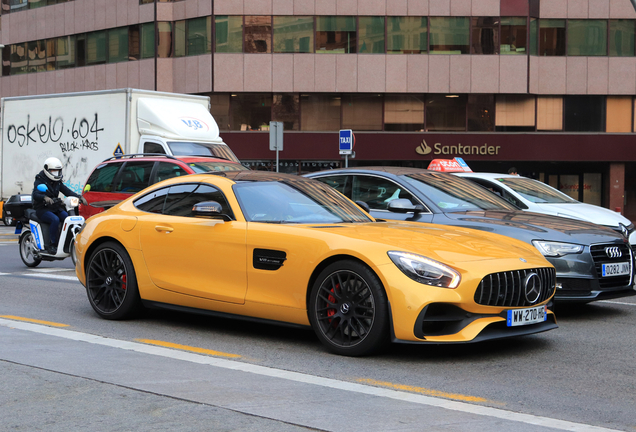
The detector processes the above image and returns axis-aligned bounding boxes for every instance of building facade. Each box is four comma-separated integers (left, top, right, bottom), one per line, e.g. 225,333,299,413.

1,0,636,220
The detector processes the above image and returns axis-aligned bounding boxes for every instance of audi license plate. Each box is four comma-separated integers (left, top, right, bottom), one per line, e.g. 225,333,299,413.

506,305,546,327
602,262,630,277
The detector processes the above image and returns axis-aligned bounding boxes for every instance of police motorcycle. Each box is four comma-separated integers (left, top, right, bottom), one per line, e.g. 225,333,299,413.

15,184,85,267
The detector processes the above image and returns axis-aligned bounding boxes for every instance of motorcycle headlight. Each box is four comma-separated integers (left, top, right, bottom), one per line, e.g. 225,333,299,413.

532,240,584,257
388,251,460,288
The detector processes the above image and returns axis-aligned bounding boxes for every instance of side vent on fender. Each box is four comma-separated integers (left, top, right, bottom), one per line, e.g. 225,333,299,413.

253,248,287,271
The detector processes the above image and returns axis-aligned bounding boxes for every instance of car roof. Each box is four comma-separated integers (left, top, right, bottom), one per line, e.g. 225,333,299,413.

307,166,440,177
99,154,238,165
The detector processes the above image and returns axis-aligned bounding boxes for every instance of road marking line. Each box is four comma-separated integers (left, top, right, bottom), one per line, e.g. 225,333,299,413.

31,268,73,273
599,300,636,306
136,339,241,359
0,315,69,327
21,273,78,281
0,317,620,432
357,378,490,403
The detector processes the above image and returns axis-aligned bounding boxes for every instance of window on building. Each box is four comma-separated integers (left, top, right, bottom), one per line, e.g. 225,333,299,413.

157,22,173,57
76,34,86,67
537,96,563,131
129,25,140,60
386,17,427,54
87,31,107,65
174,20,186,57
358,17,385,53
141,22,155,59
384,95,425,131
342,94,383,130
501,17,527,54
1,46,9,76
10,43,27,75
563,95,605,132
108,27,129,63
530,18,538,55
29,0,46,9
300,94,341,131
426,95,467,131
606,96,632,132
568,20,607,56
539,19,566,56
245,16,272,53
272,94,300,130
495,95,535,132
471,17,499,54
57,36,76,68
429,17,470,54
316,16,357,53
187,16,211,56
215,16,243,53
46,38,56,70
467,95,495,131
27,40,46,73
273,16,314,53
230,94,272,131
610,20,635,56
209,93,230,131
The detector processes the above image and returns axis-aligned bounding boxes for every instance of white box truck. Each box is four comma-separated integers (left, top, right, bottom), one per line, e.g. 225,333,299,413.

0,88,238,203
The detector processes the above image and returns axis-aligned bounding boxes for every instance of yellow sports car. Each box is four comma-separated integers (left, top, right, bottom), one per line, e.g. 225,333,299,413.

75,171,557,356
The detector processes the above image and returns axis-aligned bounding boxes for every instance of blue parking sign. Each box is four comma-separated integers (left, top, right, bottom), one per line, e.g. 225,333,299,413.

339,129,354,155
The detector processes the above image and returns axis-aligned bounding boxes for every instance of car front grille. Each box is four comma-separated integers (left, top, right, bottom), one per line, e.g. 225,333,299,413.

590,244,633,289
474,267,556,307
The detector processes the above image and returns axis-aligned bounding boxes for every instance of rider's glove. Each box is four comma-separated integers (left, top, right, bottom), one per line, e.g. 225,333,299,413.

80,196,88,206
44,196,54,206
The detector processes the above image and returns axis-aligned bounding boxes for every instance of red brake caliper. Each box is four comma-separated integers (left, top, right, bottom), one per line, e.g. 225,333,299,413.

121,275,127,291
327,284,339,324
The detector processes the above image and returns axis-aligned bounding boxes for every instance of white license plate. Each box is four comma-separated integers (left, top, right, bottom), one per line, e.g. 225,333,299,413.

602,262,630,277
506,305,546,327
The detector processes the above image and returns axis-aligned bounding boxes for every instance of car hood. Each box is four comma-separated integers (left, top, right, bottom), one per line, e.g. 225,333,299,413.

437,210,625,244
307,221,545,264
530,202,631,227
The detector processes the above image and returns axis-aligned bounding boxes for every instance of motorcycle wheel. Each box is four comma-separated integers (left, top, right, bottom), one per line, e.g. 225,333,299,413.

19,231,42,268
70,239,77,266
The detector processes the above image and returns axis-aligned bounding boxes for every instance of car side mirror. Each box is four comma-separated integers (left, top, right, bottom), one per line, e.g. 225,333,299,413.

355,200,370,213
192,201,232,221
387,198,425,214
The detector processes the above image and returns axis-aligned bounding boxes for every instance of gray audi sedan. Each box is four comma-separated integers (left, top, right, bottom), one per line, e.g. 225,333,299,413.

306,167,634,303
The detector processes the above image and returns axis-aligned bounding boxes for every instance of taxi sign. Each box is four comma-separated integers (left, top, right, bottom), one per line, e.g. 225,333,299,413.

339,129,354,155
427,158,473,173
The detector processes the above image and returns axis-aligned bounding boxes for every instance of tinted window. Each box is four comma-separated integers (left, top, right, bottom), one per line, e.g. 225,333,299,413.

144,142,166,154
163,184,234,219
167,142,240,162
498,177,578,204
134,186,169,213
468,178,527,209
155,162,188,183
185,161,247,173
85,163,121,192
316,175,349,196
114,161,155,193
352,175,419,210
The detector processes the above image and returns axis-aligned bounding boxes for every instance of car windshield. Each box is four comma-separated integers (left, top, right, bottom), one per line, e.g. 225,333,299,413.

404,172,519,212
167,142,240,162
498,177,578,204
234,179,373,224
186,161,248,173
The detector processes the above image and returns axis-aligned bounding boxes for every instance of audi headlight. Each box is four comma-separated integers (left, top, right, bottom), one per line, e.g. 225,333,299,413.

532,241,584,257
388,251,460,288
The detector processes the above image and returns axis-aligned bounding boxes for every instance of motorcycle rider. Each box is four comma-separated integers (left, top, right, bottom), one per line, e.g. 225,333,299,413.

32,157,87,254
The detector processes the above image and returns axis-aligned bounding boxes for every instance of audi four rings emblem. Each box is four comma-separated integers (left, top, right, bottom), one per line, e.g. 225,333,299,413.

523,273,542,304
605,247,622,259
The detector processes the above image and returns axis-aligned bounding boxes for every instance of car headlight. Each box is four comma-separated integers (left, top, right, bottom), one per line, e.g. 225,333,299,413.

388,251,460,288
531,240,584,257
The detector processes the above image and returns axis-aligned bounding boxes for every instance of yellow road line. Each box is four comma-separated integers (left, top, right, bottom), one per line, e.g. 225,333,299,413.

136,339,241,359
357,378,491,403
0,315,69,327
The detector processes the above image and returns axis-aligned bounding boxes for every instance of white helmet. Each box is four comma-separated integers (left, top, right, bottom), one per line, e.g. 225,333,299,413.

44,157,63,182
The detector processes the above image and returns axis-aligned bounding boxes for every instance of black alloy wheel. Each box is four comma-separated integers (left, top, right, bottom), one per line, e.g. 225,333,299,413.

86,242,141,320
309,260,389,356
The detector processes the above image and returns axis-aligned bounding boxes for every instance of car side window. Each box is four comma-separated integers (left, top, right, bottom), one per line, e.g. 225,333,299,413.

471,178,528,209
144,142,166,154
155,162,188,184
352,176,417,210
163,184,234,219
113,161,155,193
85,163,121,192
134,186,169,213
318,175,349,196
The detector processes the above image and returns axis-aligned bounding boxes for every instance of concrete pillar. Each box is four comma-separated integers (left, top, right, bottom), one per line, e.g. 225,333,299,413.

609,162,625,213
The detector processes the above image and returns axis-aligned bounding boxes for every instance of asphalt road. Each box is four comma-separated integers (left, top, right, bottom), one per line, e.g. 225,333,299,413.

1,225,635,431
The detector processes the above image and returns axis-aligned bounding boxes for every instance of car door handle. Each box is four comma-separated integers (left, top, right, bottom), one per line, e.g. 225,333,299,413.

155,225,174,233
